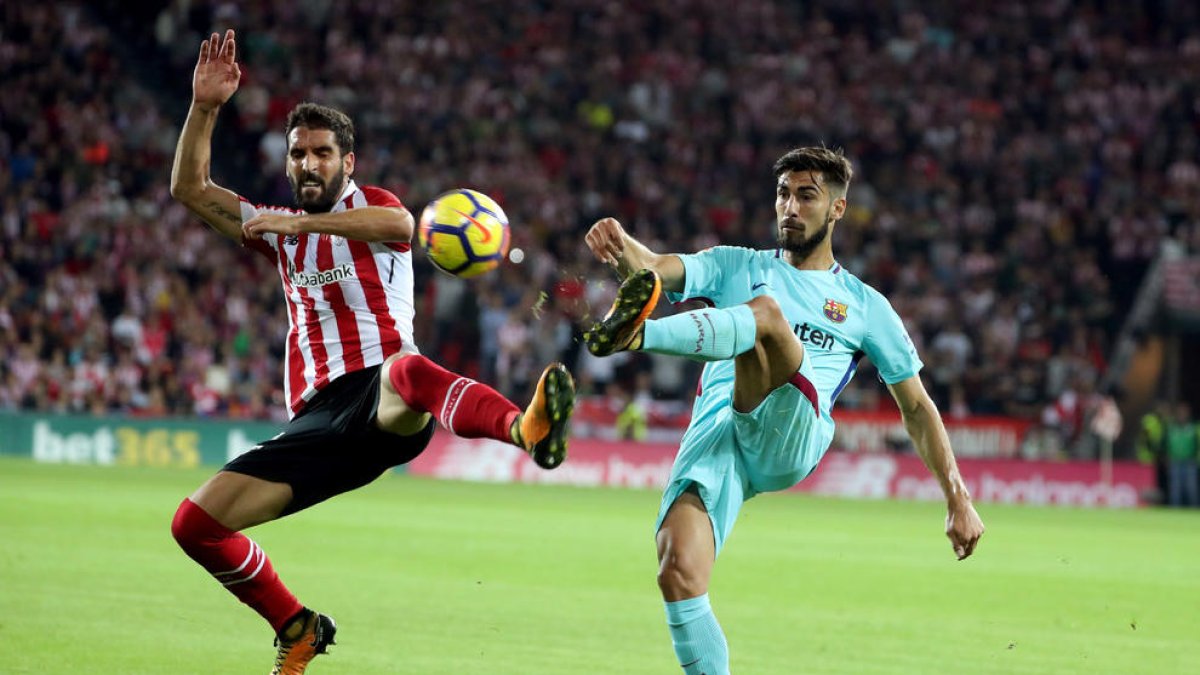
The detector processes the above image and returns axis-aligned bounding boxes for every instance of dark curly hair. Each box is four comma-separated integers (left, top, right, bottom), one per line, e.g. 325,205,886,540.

772,146,853,195
285,102,355,155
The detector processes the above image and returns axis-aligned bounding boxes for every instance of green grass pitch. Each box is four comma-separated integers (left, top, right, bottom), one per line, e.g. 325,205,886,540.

0,456,1195,674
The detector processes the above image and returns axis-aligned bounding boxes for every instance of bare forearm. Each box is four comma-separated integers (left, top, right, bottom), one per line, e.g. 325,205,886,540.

889,376,983,558
615,234,685,293
585,217,684,291
170,103,245,240
903,401,970,502
171,103,219,196
294,207,413,243
612,234,657,278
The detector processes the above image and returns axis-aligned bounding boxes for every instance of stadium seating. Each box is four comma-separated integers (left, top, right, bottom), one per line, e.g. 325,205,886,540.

3,2,1198,459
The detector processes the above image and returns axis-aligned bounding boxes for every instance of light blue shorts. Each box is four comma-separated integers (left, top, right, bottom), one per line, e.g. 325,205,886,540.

655,357,833,554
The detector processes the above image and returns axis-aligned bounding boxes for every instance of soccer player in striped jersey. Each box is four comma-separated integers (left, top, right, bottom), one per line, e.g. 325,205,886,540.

168,30,574,674
583,147,985,674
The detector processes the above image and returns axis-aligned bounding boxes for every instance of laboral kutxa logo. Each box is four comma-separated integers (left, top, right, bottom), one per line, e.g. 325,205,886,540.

823,298,848,323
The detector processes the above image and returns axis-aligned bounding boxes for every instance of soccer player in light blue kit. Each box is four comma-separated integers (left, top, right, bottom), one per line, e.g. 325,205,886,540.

584,147,985,674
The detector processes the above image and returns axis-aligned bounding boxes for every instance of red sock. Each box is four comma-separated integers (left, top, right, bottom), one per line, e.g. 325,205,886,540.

388,354,520,443
171,499,303,632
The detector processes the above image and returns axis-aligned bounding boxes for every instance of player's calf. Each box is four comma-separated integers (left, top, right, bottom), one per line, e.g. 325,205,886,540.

385,354,575,469
589,269,759,362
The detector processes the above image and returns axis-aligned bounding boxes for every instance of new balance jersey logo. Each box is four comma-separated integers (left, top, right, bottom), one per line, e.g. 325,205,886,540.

288,261,357,288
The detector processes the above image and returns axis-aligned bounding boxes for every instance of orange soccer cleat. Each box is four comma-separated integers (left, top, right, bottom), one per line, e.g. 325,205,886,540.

271,610,336,675
515,363,575,469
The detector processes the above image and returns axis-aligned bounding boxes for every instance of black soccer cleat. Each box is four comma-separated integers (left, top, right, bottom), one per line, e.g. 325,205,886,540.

584,268,662,357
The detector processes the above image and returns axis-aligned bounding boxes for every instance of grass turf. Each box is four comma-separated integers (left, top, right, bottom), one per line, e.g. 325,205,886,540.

0,456,1195,674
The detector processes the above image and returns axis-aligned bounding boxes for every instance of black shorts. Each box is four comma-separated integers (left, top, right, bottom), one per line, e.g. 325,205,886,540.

223,365,435,515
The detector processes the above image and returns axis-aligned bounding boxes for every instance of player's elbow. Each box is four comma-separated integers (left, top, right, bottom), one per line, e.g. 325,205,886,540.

391,207,415,242
169,176,202,205
900,396,937,422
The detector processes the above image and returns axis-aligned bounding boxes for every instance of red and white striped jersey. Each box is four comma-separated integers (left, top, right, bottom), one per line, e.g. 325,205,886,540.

238,180,417,417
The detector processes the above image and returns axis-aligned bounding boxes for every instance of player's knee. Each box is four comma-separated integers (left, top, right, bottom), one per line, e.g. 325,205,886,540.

747,295,790,341
656,548,708,599
171,498,211,553
381,352,413,394
170,501,189,547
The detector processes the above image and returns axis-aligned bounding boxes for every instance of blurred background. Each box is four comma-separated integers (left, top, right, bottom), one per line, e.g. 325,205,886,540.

2,0,1199,504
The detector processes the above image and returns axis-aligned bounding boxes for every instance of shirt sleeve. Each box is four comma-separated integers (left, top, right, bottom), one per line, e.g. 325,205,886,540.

665,246,750,307
359,185,410,251
359,185,404,209
862,288,923,384
236,196,281,261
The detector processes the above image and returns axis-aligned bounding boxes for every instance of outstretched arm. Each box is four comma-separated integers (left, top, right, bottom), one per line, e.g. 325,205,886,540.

170,29,244,242
242,206,414,243
887,375,985,560
585,217,686,293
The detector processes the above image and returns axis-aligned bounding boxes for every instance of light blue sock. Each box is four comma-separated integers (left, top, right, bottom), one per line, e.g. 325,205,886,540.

664,594,729,675
642,304,757,362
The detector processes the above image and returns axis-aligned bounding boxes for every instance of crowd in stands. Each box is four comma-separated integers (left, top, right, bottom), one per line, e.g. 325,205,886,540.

3,1,1200,458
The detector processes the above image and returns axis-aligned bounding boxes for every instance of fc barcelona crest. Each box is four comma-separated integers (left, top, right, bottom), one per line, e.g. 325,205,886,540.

823,299,848,323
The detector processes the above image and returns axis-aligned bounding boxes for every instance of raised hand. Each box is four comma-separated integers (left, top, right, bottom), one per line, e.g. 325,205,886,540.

585,217,627,266
192,29,240,112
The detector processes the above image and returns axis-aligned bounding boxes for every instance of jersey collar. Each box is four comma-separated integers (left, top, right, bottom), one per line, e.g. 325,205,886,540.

331,179,360,212
773,249,842,274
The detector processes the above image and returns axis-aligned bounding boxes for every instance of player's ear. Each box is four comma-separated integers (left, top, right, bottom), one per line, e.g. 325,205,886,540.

833,194,847,221
343,151,355,176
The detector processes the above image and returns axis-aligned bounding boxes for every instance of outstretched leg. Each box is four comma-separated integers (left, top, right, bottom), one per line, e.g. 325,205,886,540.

657,490,729,675
587,269,804,412
379,353,575,469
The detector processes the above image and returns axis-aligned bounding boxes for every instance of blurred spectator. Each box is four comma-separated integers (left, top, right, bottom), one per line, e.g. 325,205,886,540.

1136,401,1171,502
1165,402,1199,507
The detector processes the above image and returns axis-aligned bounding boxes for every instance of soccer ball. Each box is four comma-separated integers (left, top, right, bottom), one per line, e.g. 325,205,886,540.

418,189,510,279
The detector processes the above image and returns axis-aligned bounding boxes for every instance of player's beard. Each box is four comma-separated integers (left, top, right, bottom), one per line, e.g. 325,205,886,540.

777,206,832,260
290,167,346,213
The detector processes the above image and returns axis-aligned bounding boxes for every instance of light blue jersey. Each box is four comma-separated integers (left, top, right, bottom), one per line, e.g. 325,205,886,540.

656,246,923,552
670,245,922,422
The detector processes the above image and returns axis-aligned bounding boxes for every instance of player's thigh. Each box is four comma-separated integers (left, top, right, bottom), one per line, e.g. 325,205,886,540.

732,303,805,413
656,489,717,601
733,382,830,493
189,470,293,532
657,408,749,555
377,352,434,435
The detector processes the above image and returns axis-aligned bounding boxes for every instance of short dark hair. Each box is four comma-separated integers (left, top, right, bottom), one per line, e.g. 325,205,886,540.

772,147,853,195
285,102,355,155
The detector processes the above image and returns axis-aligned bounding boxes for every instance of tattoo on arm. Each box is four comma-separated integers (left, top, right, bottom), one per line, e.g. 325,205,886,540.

205,201,242,225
